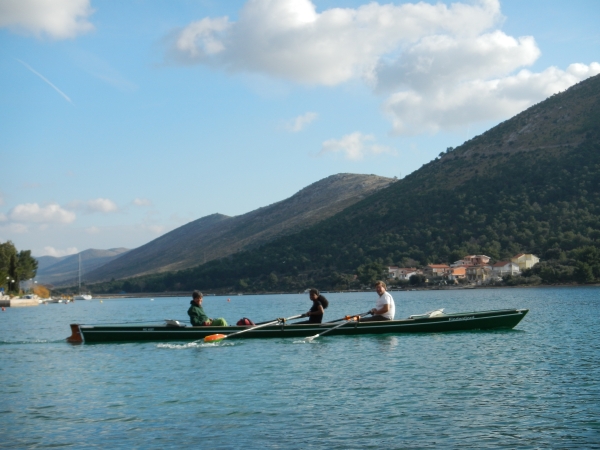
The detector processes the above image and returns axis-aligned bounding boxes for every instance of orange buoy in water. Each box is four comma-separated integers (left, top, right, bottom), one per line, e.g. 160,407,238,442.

204,334,227,343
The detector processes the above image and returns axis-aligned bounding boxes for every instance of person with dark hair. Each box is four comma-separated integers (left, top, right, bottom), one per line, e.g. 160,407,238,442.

296,288,329,324
187,291,228,327
361,280,395,322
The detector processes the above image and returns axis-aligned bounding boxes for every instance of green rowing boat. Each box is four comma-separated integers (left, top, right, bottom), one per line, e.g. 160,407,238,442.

67,308,529,343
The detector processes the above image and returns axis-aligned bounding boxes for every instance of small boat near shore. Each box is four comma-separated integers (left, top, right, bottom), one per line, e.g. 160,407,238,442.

74,254,93,301
67,308,528,344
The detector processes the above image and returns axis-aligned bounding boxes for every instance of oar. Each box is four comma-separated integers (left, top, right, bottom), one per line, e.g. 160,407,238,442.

204,314,304,343
305,312,370,341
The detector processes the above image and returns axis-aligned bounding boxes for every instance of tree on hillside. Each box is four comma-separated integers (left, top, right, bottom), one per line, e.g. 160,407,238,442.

356,261,387,286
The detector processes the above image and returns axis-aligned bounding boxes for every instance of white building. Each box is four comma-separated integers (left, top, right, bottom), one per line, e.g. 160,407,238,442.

511,254,540,270
492,261,521,277
388,267,418,280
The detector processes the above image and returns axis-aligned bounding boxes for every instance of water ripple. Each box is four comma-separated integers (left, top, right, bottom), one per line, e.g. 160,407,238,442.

1,289,600,448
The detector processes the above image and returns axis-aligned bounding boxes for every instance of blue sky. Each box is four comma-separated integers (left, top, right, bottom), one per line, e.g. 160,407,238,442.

1,0,599,258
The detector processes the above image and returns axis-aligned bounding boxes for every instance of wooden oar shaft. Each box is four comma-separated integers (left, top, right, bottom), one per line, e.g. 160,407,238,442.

222,319,280,338
316,320,352,336
307,312,370,340
205,314,304,342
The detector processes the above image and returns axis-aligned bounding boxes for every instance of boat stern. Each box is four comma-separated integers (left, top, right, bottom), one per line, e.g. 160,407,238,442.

66,324,84,343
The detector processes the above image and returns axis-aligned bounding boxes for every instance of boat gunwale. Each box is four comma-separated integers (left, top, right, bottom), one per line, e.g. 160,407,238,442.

71,308,528,343
80,308,527,328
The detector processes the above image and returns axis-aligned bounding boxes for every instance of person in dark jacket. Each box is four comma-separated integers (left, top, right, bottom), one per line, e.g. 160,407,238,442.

296,288,329,324
187,291,228,326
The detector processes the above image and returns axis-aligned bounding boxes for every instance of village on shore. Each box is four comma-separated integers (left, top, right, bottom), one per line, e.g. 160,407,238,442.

387,253,540,286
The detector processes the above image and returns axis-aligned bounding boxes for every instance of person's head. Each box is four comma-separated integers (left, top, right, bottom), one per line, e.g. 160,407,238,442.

374,280,386,295
308,288,328,308
192,290,203,305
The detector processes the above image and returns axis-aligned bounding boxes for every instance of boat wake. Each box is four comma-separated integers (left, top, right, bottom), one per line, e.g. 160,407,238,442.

156,341,235,349
0,339,58,345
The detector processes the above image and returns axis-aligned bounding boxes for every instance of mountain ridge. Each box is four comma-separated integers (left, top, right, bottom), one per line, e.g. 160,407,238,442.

35,248,130,286
79,173,394,284
84,73,600,293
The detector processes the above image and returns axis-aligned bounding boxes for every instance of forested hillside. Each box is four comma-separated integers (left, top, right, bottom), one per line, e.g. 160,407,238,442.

83,173,393,283
88,74,600,294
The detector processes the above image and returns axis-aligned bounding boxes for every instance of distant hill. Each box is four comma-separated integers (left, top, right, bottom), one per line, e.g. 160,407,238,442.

35,248,130,286
83,173,395,283
86,73,600,293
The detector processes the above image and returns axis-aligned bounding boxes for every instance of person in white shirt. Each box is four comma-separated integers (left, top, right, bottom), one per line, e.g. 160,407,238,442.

361,280,395,322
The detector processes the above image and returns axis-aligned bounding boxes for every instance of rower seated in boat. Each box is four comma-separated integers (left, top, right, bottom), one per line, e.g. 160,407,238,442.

361,280,395,322
295,288,329,324
188,291,228,327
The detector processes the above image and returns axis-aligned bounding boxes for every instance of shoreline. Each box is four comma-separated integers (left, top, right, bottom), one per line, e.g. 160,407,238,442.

90,282,595,299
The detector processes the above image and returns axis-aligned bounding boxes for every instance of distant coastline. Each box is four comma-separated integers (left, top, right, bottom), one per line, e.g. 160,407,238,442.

91,282,594,299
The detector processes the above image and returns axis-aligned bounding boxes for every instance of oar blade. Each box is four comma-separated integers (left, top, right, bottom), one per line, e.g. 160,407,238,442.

204,334,227,343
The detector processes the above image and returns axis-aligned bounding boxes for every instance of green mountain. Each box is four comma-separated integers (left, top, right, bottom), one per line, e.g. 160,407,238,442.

82,173,394,284
89,73,600,294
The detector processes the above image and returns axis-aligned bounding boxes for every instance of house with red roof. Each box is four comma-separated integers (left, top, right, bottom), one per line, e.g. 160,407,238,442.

463,255,491,266
424,264,450,278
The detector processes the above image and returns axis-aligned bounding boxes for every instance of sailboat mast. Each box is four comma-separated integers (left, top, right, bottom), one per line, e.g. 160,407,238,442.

78,254,82,294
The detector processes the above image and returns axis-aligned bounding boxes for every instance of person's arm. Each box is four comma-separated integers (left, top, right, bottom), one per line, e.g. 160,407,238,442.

307,303,324,316
370,303,390,315
189,307,210,326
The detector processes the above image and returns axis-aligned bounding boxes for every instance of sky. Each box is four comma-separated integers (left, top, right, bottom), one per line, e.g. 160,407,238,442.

1,0,599,258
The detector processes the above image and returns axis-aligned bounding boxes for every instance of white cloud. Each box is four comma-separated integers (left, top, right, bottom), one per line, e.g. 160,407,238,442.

86,198,118,213
8,203,76,224
40,246,79,257
135,224,166,235
166,0,599,134
0,0,94,39
146,225,166,234
166,0,501,85
132,198,152,206
85,226,100,234
0,213,6,222
374,31,540,93
285,112,318,132
69,198,118,213
319,132,394,160
384,62,600,134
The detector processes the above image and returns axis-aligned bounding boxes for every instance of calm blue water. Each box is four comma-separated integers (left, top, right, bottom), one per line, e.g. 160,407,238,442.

1,287,599,449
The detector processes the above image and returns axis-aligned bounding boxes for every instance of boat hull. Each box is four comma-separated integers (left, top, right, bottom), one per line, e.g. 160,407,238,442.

68,308,529,343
